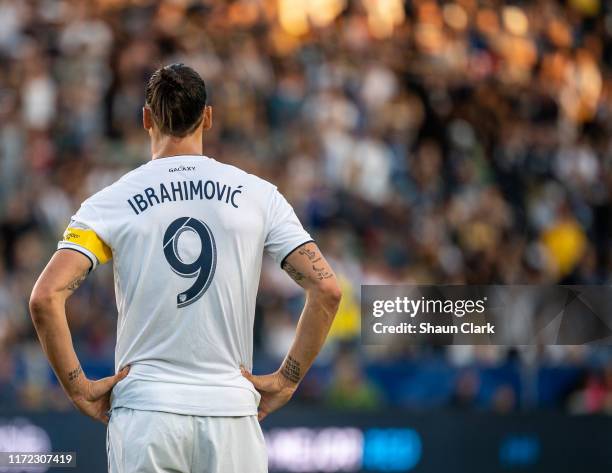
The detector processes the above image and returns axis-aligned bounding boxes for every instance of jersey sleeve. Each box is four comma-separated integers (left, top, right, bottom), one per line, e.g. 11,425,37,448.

57,201,112,271
264,187,313,266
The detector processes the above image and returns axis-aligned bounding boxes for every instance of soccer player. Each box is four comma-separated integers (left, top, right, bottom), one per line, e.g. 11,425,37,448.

29,64,341,473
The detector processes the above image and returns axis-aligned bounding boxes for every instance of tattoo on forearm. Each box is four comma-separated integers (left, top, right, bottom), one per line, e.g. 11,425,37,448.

68,365,83,382
65,271,88,292
282,261,305,282
281,355,301,384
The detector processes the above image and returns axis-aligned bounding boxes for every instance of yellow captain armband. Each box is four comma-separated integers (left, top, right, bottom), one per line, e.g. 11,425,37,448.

62,227,112,264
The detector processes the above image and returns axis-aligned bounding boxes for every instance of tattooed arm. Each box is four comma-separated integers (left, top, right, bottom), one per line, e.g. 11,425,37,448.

30,250,128,424
242,242,341,420
278,242,340,384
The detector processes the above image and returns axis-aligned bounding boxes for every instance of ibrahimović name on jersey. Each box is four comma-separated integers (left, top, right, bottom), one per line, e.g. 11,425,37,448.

127,179,243,215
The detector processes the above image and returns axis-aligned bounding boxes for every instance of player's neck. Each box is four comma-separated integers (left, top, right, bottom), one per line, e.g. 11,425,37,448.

150,133,204,161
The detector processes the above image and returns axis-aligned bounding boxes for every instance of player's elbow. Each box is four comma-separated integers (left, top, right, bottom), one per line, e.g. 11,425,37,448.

313,279,342,312
327,282,343,309
29,288,57,325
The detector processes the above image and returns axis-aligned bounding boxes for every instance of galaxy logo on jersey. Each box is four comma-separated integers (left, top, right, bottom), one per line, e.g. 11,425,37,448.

169,166,196,173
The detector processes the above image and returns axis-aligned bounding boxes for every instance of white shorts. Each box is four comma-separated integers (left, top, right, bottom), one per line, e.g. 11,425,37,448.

107,408,268,473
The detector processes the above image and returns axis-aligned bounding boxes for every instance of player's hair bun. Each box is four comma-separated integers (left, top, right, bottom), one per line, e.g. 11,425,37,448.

160,66,182,88
145,63,207,138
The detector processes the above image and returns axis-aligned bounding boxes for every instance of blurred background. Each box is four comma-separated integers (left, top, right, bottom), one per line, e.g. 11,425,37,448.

1,0,612,471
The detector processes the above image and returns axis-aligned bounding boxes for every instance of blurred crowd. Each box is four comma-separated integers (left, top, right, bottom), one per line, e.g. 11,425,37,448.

2,0,612,414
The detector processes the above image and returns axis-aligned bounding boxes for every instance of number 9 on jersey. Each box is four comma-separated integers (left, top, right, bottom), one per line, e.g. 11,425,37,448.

163,217,217,308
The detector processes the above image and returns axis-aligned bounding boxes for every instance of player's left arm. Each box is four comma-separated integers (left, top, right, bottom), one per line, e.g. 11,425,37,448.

29,250,128,424
242,241,342,420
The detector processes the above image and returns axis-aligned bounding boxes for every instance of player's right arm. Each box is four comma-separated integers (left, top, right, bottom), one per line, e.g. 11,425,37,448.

242,241,341,420
30,218,128,424
30,250,129,423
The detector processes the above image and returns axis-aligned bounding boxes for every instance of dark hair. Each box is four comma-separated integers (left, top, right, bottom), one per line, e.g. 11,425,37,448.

145,64,207,137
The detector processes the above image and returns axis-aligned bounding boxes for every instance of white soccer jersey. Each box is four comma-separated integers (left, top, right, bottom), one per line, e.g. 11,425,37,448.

58,155,312,416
